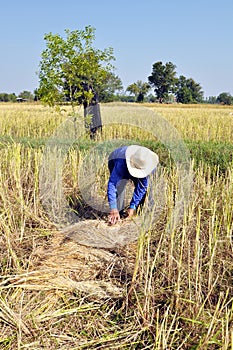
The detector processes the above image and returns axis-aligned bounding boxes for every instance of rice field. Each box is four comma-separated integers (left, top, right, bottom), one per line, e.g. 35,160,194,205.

0,102,232,349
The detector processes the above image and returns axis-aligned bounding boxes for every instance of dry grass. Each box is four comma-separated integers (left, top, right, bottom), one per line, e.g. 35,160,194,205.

0,102,232,349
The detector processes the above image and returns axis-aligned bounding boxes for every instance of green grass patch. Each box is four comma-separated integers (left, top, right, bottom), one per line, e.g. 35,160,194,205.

0,135,232,174
186,140,233,173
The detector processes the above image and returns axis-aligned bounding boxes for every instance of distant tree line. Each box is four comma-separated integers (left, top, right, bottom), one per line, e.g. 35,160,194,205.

0,93,17,102
0,90,35,102
2,88,233,105
1,26,233,105
127,62,233,105
205,92,233,105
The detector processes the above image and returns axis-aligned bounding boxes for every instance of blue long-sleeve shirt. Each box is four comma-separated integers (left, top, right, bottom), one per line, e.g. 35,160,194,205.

107,146,149,210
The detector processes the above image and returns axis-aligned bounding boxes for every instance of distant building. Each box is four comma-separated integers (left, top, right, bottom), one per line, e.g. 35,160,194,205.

16,98,28,102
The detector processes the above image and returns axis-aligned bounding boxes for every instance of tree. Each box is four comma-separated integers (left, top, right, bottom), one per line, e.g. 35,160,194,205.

10,93,17,102
38,26,115,135
176,75,203,103
146,93,157,103
216,92,233,105
97,72,123,102
126,80,151,102
18,90,34,101
205,96,217,104
148,61,177,103
38,26,115,106
0,93,17,102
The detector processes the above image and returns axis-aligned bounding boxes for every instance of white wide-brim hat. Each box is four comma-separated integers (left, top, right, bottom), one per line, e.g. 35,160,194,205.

126,145,159,178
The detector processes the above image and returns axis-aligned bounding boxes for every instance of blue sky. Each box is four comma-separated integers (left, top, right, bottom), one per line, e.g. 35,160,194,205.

1,0,233,98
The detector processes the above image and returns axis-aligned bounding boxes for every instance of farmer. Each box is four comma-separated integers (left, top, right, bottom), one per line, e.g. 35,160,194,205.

107,145,159,225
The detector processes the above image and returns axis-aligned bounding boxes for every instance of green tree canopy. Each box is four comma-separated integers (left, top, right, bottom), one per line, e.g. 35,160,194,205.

126,80,151,102
97,72,123,102
18,90,34,101
0,93,17,102
148,61,177,102
216,92,233,105
37,26,115,108
176,75,203,103
205,96,217,104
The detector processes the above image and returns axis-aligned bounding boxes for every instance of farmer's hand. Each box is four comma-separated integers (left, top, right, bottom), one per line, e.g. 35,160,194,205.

127,208,135,218
108,209,121,225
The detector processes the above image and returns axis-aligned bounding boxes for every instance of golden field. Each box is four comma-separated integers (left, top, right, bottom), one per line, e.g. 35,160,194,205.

0,102,232,349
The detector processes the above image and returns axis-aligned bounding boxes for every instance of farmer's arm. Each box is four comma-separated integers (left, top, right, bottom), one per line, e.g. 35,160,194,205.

107,161,122,224
128,177,148,216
